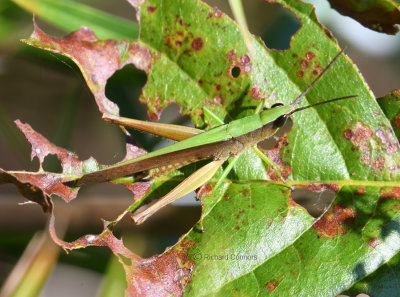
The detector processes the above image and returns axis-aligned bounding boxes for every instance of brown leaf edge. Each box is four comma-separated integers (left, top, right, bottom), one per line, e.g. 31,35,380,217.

49,215,195,296
22,19,153,119
328,0,400,34
1,119,195,296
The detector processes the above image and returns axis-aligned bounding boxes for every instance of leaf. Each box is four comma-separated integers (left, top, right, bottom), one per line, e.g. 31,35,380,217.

327,0,400,34
4,0,400,296
377,89,400,139
345,251,400,296
12,0,138,39
0,120,151,207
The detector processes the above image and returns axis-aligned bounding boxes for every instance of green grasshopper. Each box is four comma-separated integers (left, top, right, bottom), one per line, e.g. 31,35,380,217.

76,49,357,224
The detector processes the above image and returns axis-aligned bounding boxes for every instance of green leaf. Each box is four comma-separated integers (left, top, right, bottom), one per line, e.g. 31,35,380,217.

12,0,138,39
377,89,400,139
345,252,400,296
8,0,400,296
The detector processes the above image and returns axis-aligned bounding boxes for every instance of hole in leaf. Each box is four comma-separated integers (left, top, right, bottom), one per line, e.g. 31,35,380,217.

106,64,147,119
105,64,148,146
258,117,293,150
42,154,62,173
291,188,337,217
260,2,301,50
106,65,195,151
231,66,241,78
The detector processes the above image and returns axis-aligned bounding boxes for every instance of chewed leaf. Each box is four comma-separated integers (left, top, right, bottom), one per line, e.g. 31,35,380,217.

2,120,88,203
0,169,53,212
0,170,78,203
7,0,400,296
3,120,151,204
327,0,400,34
15,119,83,173
22,22,153,116
49,218,194,296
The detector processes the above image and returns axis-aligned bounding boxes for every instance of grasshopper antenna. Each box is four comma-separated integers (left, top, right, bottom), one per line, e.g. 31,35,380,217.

289,95,358,115
291,47,346,106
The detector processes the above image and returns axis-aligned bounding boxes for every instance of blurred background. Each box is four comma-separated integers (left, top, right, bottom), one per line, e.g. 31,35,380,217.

0,0,399,296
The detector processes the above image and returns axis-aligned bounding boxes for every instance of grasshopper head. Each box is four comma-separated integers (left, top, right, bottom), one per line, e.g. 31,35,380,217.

260,104,294,127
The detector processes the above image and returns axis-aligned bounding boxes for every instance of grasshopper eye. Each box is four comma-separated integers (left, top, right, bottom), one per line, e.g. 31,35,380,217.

271,103,284,108
273,114,288,127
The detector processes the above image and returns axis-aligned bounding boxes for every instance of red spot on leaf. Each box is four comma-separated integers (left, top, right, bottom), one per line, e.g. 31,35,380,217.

213,95,223,105
314,65,323,74
381,187,400,199
216,84,221,91
372,157,385,170
227,50,236,61
375,128,399,153
313,204,356,237
191,38,203,51
297,183,340,193
147,6,157,13
235,210,245,220
249,84,263,101
369,237,382,248
297,71,304,77
213,7,222,18
306,51,315,60
394,114,400,130
266,279,281,291
240,54,252,73
356,188,365,195
344,129,353,140
345,122,373,152
300,60,309,69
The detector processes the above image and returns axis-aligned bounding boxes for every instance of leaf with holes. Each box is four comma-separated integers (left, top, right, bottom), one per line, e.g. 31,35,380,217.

3,0,400,296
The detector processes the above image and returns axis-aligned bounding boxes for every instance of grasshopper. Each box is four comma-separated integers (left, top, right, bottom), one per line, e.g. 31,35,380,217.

76,49,357,224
